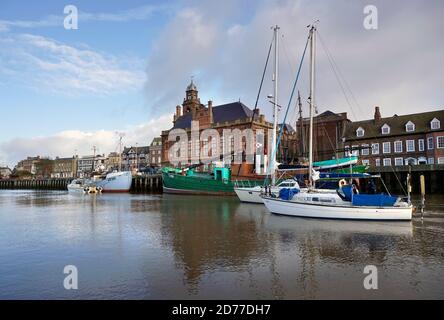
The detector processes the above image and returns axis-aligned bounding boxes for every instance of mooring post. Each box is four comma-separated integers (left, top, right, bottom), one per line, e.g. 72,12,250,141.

420,174,425,219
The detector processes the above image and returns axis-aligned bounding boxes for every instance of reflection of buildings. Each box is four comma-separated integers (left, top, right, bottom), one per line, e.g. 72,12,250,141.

159,195,264,284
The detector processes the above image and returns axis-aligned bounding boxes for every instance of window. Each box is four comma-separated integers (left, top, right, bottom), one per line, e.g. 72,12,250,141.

428,137,434,150
362,159,370,166
438,157,444,164
381,124,390,134
431,118,440,130
405,121,415,132
158,156,161,163
395,158,403,166
406,140,415,152
361,144,369,155
383,158,391,166
351,145,359,156
437,136,444,149
428,157,435,165
394,141,403,153
344,146,350,157
418,139,425,152
371,143,379,155
383,142,391,154
356,127,365,137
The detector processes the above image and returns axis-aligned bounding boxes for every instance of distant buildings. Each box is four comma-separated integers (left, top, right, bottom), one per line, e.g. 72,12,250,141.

342,107,444,167
51,157,77,178
122,145,150,171
76,154,105,178
16,156,41,175
149,137,162,167
0,166,12,179
105,152,121,171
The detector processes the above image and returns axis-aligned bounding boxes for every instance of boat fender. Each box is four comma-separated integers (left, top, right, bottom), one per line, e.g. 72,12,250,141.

339,179,347,188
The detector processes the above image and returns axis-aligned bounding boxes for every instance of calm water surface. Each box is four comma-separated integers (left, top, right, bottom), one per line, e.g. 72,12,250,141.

0,190,443,299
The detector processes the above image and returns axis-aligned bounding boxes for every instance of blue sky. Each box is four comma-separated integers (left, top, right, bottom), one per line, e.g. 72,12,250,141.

0,0,443,166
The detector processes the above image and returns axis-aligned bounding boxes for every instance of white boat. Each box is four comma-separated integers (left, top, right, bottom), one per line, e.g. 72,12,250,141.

234,179,302,204
94,171,132,193
67,179,102,194
261,24,413,221
261,192,412,221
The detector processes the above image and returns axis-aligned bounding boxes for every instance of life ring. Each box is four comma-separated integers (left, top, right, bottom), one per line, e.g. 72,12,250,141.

339,179,347,188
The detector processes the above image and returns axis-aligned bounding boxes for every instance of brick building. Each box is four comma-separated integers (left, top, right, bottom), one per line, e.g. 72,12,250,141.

161,81,292,176
296,110,350,161
15,156,41,175
51,156,77,178
149,137,162,167
341,107,444,167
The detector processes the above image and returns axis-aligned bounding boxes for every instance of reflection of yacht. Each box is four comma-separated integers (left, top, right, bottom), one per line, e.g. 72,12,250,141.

262,213,414,237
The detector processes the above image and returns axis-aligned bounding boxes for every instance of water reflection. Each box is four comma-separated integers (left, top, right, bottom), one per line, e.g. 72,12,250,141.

0,190,443,299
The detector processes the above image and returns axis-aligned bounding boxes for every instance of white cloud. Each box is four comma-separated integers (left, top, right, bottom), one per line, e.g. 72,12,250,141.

0,4,172,31
0,33,145,95
0,114,173,167
144,0,444,121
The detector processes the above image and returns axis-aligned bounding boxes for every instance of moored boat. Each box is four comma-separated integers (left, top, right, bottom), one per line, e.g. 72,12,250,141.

94,171,132,193
162,166,263,195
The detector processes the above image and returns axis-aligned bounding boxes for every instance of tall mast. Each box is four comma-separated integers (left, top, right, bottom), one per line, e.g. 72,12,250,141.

308,25,316,188
271,25,279,186
297,91,304,157
118,133,124,172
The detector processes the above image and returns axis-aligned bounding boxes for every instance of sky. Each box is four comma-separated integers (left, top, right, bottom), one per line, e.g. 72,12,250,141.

0,0,443,167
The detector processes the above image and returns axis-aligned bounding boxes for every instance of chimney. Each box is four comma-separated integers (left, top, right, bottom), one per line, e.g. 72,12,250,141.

259,114,265,123
176,105,182,118
374,106,381,121
208,100,213,123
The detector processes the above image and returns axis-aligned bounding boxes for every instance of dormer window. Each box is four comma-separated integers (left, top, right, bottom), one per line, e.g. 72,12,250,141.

431,118,440,130
356,127,364,137
405,121,415,132
381,123,390,134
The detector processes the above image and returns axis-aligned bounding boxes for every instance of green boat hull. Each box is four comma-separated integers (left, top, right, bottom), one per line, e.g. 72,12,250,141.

162,171,263,195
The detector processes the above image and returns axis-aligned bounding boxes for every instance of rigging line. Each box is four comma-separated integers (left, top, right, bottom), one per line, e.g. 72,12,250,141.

265,32,310,183
317,32,365,118
318,32,406,194
250,32,275,127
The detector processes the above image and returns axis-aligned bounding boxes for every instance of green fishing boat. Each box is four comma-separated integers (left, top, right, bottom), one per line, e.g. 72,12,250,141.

162,166,263,195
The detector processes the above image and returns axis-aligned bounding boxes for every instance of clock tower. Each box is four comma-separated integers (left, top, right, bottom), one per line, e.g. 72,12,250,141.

182,79,202,114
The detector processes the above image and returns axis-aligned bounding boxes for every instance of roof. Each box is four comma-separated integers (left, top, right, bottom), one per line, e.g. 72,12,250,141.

299,110,349,123
122,146,150,154
186,80,197,91
343,109,444,140
172,101,255,129
279,123,296,133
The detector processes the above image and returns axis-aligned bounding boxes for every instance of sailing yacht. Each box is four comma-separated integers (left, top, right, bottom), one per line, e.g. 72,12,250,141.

261,24,413,220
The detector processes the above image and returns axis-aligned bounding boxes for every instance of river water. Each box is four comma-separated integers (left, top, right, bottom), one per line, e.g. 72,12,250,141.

0,190,443,299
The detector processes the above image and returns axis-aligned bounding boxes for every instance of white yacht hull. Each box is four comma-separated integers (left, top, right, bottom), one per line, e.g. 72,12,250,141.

262,197,413,221
67,184,86,193
234,187,264,204
96,171,132,193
